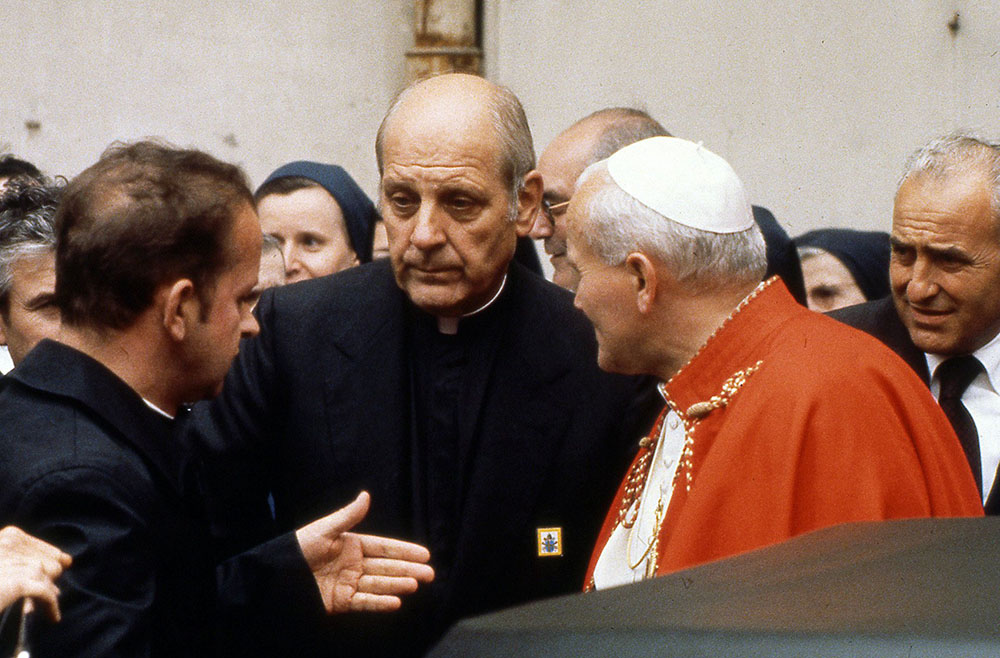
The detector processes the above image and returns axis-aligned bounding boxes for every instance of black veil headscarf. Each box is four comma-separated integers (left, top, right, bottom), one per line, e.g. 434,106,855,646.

257,161,378,263
794,228,892,301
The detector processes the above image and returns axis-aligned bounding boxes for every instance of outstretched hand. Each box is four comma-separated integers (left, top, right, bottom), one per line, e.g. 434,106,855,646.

0,526,72,621
295,492,434,614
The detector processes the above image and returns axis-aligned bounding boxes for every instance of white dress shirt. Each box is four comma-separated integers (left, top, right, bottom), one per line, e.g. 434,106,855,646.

0,346,13,374
927,329,1000,503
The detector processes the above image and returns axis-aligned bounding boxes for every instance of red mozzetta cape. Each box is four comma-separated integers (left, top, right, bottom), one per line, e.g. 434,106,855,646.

585,279,983,587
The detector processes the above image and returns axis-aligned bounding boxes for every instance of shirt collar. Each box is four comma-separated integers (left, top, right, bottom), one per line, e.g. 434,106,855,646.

926,329,1000,393
143,397,176,420
436,273,508,335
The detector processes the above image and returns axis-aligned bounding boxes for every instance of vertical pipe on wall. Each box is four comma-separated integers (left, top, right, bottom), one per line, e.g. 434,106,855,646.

406,0,481,81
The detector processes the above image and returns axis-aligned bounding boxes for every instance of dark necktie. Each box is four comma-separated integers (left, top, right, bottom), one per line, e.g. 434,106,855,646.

936,355,984,495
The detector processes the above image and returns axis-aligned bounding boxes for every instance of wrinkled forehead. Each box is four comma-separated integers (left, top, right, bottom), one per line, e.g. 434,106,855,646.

893,172,1000,241
382,95,503,174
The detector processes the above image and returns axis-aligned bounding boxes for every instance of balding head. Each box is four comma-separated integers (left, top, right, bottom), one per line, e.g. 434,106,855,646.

375,74,543,320
376,74,535,199
534,108,669,290
890,133,1000,355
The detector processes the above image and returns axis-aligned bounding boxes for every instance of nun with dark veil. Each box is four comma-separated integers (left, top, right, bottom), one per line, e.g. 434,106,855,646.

794,228,891,312
255,161,378,283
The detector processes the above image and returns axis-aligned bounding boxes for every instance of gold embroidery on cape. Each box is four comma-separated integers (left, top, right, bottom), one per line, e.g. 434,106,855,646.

615,409,668,529
674,359,764,492
602,279,774,580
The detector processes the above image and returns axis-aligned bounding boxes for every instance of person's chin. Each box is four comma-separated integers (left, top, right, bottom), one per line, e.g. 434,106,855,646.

405,282,464,315
906,320,960,355
552,266,579,291
596,346,625,374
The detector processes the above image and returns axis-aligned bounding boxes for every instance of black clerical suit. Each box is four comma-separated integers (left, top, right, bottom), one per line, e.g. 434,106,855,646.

0,340,321,657
831,297,1000,514
193,259,659,656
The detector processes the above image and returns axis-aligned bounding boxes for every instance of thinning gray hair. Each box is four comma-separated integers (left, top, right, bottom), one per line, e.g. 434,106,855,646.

375,75,535,206
576,163,766,293
0,180,61,311
582,108,671,167
900,132,1000,220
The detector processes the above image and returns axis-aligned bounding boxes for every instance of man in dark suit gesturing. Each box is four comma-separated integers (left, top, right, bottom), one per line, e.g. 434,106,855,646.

0,142,434,656
834,133,1000,514
193,73,658,656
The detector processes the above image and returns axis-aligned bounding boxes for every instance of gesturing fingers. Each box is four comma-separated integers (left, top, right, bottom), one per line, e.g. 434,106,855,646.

357,574,420,596
357,534,432,563
348,592,405,613
362,557,435,583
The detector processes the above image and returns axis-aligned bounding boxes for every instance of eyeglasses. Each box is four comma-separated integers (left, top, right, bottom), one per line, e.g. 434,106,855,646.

542,199,571,221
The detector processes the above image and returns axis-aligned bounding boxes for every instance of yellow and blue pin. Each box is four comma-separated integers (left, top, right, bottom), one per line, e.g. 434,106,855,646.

537,527,563,557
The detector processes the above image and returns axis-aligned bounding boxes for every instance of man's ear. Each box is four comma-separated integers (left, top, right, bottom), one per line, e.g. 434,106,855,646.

0,314,7,347
625,252,659,314
161,279,197,342
514,170,544,238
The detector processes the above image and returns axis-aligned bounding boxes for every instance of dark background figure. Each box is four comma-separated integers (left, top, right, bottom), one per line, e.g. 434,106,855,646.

794,227,891,312
0,155,45,189
256,161,379,282
513,234,543,275
0,180,62,367
752,206,807,305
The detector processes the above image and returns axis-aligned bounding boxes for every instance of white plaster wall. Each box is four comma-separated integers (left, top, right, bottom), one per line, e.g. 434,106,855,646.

484,1,1000,237
3,1,999,239
1,0,414,196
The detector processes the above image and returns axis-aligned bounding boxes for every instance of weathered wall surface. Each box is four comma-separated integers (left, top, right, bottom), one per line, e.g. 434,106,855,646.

4,1,999,236
1,0,413,195
485,1,1000,234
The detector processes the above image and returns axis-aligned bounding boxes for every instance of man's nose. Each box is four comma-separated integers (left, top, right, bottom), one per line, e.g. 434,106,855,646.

906,258,939,302
282,245,300,276
529,211,553,240
410,204,446,249
241,309,260,339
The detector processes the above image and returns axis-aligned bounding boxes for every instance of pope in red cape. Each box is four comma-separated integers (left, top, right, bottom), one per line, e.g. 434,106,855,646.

562,137,983,591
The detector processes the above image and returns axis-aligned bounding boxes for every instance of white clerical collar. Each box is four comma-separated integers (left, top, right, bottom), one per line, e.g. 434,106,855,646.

436,274,507,335
143,397,175,420
926,329,1000,394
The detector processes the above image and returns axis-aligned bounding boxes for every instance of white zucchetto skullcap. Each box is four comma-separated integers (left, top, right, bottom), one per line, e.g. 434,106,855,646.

606,136,754,234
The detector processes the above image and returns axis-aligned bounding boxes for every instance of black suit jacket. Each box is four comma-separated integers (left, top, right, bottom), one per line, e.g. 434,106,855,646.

0,340,319,657
830,298,1000,513
829,296,929,382
193,259,660,656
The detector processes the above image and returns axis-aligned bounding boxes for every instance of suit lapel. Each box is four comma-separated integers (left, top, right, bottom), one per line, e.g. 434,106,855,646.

877,297,930,382
320,267,413,529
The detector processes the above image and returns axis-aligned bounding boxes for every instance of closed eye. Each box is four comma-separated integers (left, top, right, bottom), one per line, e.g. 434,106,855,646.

24,293,56,313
